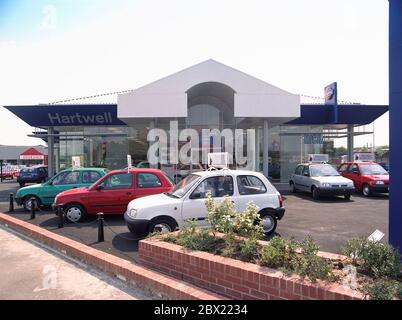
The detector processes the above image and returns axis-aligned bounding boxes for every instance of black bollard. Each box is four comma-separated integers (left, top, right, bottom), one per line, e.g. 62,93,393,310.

30,198,36,220
9,193,14,212
97,212,104,242
57,206,64,228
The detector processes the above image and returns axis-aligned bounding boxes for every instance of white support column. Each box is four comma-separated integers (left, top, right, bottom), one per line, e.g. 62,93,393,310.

263,120,269,178
255,126,260,172
47,127,55,177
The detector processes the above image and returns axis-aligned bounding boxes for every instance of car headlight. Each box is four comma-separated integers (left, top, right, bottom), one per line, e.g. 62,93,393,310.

127,208,138,219
375,181,385,185
322,183,331,188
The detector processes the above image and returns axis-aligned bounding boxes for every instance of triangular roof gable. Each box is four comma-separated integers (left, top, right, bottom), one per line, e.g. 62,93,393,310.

118,59,300,119
123,59,294,96
20,147,44,156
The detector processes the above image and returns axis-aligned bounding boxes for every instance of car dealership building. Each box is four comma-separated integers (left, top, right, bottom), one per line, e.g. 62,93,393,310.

4,60,388,182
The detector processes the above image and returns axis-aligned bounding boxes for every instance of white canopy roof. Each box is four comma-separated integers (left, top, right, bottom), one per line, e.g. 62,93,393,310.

118,59,300,120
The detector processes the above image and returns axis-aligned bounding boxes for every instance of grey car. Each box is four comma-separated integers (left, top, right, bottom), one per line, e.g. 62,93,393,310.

289,163,355,200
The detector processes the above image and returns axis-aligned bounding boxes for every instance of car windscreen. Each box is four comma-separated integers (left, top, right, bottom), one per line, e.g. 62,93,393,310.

166,174,201,198
360,164,388,175
310,164,340,177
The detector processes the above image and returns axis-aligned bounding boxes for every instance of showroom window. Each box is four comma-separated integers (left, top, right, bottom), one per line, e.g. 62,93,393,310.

237,175,267,195
191,176,234,199
136,173,162,188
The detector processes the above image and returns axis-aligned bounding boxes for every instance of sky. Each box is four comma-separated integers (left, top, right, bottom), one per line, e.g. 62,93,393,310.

0,0,389,148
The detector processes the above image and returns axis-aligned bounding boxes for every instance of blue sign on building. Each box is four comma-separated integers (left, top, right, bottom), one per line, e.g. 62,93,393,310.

303,134,324,144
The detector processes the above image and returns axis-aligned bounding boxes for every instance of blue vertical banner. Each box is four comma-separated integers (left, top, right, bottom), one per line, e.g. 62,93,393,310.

324,82,338,123
389,0,402,253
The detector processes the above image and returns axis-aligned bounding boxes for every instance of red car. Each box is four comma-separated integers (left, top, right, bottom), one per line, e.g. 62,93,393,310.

338,162,389,197
54,168,173,222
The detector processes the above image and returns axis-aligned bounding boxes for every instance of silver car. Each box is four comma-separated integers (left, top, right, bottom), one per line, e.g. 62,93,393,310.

289,163,355,200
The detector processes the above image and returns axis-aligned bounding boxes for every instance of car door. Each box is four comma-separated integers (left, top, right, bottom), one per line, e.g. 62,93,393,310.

87,172,134,214
235,175,277,212
181,174,234,227
39,170,79,204
133,172,166,199
348,164,362,189
292,165,303,189
298,166,311,191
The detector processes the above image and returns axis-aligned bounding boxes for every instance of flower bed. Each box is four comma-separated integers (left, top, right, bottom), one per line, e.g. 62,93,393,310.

138,236,363,300
139,195,401,300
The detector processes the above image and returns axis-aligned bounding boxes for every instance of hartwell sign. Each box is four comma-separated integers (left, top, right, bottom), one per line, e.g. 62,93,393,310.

48,112,114,125
4,104,126,127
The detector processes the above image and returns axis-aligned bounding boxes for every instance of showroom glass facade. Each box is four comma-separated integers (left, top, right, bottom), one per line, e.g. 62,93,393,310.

53,121,333,183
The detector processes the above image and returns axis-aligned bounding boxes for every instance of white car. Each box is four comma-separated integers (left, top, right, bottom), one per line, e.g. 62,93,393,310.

289,163,355,200
124,169,285,237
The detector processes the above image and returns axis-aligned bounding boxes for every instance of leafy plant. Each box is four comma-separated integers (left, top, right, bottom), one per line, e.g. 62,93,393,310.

205,193,236,234
177,219,216,252
221,231,239,258
232,201,264,239
260,236,298,271
239,237,259,261
296,235,332,282
341,238,401,279
362,278,398,300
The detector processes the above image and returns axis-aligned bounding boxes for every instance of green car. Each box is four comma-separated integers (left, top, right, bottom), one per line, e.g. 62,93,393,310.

15,167,108,211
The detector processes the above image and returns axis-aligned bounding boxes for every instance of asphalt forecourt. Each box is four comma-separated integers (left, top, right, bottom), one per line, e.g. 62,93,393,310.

0,181,389,258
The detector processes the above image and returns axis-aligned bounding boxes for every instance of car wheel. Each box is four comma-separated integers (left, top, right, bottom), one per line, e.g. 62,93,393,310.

312,186,320,200
344,194,351,200
65,203,86,223
290,182,297,193
148,217,178,234
23,196,40,211
260,212,277,236
362,184,372,197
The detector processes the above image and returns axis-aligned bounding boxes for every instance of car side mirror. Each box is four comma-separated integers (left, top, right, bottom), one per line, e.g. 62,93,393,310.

352,170,359,175
96,185,104,191
190,191,201,199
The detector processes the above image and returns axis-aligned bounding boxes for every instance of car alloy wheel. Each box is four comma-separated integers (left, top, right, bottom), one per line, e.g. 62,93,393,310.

362,185,371,197
290,182,296,193
66,206,82,222
152,223,172,234
24,197,39,211
262,215,275,234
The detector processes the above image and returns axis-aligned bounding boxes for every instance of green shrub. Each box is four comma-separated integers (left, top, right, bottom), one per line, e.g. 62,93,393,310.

177,219,216,252
296,235,332,282
205,193,236,234
363,278,398,300
239,237,259,261
341,238,401,279
396,282,402,300
221,232,239,258
232,202,264,239
260,236,298,270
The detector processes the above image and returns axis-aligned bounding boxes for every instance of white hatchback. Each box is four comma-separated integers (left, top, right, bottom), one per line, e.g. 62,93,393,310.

124,169,285,237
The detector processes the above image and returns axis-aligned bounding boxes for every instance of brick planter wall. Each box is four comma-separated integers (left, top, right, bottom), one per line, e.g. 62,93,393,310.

139,238,365,300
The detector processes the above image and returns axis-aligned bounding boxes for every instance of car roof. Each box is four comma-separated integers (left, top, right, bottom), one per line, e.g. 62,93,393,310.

107,168,164,175
60,167,107,172
190,169,266,178
296,163,330,166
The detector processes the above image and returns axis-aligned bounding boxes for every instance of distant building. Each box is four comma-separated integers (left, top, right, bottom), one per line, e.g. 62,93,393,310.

0,145,48,166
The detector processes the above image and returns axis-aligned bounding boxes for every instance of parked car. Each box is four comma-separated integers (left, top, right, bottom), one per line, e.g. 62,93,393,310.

15,168,107,211
289,163,355,200
338,161,389,197
53,168,173,223
124,169,285,238
0,165,16,180
17,165,48,187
